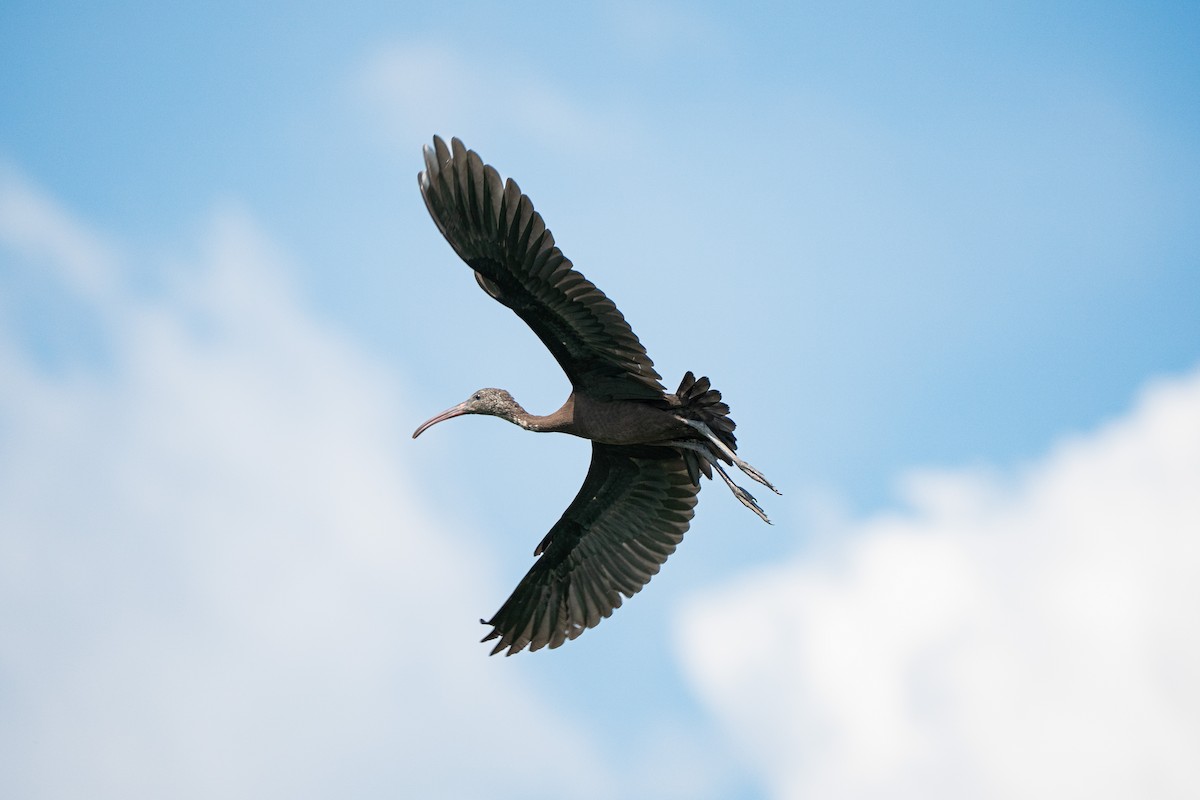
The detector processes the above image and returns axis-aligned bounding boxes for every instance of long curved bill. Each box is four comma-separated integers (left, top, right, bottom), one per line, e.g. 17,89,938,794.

412,401,472,439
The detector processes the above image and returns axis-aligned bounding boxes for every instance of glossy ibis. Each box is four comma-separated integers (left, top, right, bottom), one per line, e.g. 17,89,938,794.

413,136,778,655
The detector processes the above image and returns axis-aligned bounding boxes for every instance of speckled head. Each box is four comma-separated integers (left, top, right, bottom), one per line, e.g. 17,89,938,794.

412,388,526,438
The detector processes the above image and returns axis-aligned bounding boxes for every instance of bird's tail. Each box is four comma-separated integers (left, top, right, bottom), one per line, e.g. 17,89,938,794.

672,371,738,484
670,371,779,520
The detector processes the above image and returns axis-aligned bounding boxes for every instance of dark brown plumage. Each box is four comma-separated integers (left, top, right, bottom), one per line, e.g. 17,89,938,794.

412,136,777,655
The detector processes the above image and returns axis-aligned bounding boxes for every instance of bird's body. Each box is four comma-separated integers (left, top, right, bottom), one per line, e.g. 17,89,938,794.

566,393,694,445
412,136,777,655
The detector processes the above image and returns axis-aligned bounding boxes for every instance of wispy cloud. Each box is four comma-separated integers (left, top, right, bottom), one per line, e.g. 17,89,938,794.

0,171,610,799
678,366,1200,798
351,41,636,156
601,0,726,62
0,168,120,306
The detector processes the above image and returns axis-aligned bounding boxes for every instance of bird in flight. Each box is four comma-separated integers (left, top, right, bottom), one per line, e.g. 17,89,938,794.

413,136,778,655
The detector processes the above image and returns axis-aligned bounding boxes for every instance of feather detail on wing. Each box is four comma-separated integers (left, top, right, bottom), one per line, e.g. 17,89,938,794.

481,443,699,655
419,136,666,401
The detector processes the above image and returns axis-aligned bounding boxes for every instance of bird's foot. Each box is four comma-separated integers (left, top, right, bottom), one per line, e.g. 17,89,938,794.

731,482,771,524
679,417,781,495
735,458,781,496
710,456,772,524
671,437,773,523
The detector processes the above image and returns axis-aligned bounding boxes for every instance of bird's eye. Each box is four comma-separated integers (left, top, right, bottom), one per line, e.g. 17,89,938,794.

473,393,481,401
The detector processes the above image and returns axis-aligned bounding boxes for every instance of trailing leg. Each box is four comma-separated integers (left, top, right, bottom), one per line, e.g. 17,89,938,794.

672,440,772,524
678,418,781,495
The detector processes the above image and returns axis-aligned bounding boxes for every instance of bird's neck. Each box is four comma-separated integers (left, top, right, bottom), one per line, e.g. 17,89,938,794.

509,395,575,434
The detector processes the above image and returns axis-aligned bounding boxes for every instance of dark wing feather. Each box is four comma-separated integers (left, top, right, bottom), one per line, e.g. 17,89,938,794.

482,443,700,655
419,135,666,401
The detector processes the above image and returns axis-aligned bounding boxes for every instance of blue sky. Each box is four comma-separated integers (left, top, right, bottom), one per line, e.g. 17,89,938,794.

3,3,1199,798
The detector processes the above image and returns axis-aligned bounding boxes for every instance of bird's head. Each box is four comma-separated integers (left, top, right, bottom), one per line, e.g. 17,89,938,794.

412,388,525,438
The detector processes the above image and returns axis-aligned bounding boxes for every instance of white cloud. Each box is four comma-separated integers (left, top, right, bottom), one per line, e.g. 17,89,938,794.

352,41,635,155
677,367,1200,799
0,168,120,305
0,173,610,799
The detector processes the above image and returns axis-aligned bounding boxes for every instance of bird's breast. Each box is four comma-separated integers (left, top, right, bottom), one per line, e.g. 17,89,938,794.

569,395,689,446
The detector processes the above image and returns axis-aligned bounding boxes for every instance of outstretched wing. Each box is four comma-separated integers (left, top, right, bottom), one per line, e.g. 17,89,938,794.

419,135,666,401
482,443,700,655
